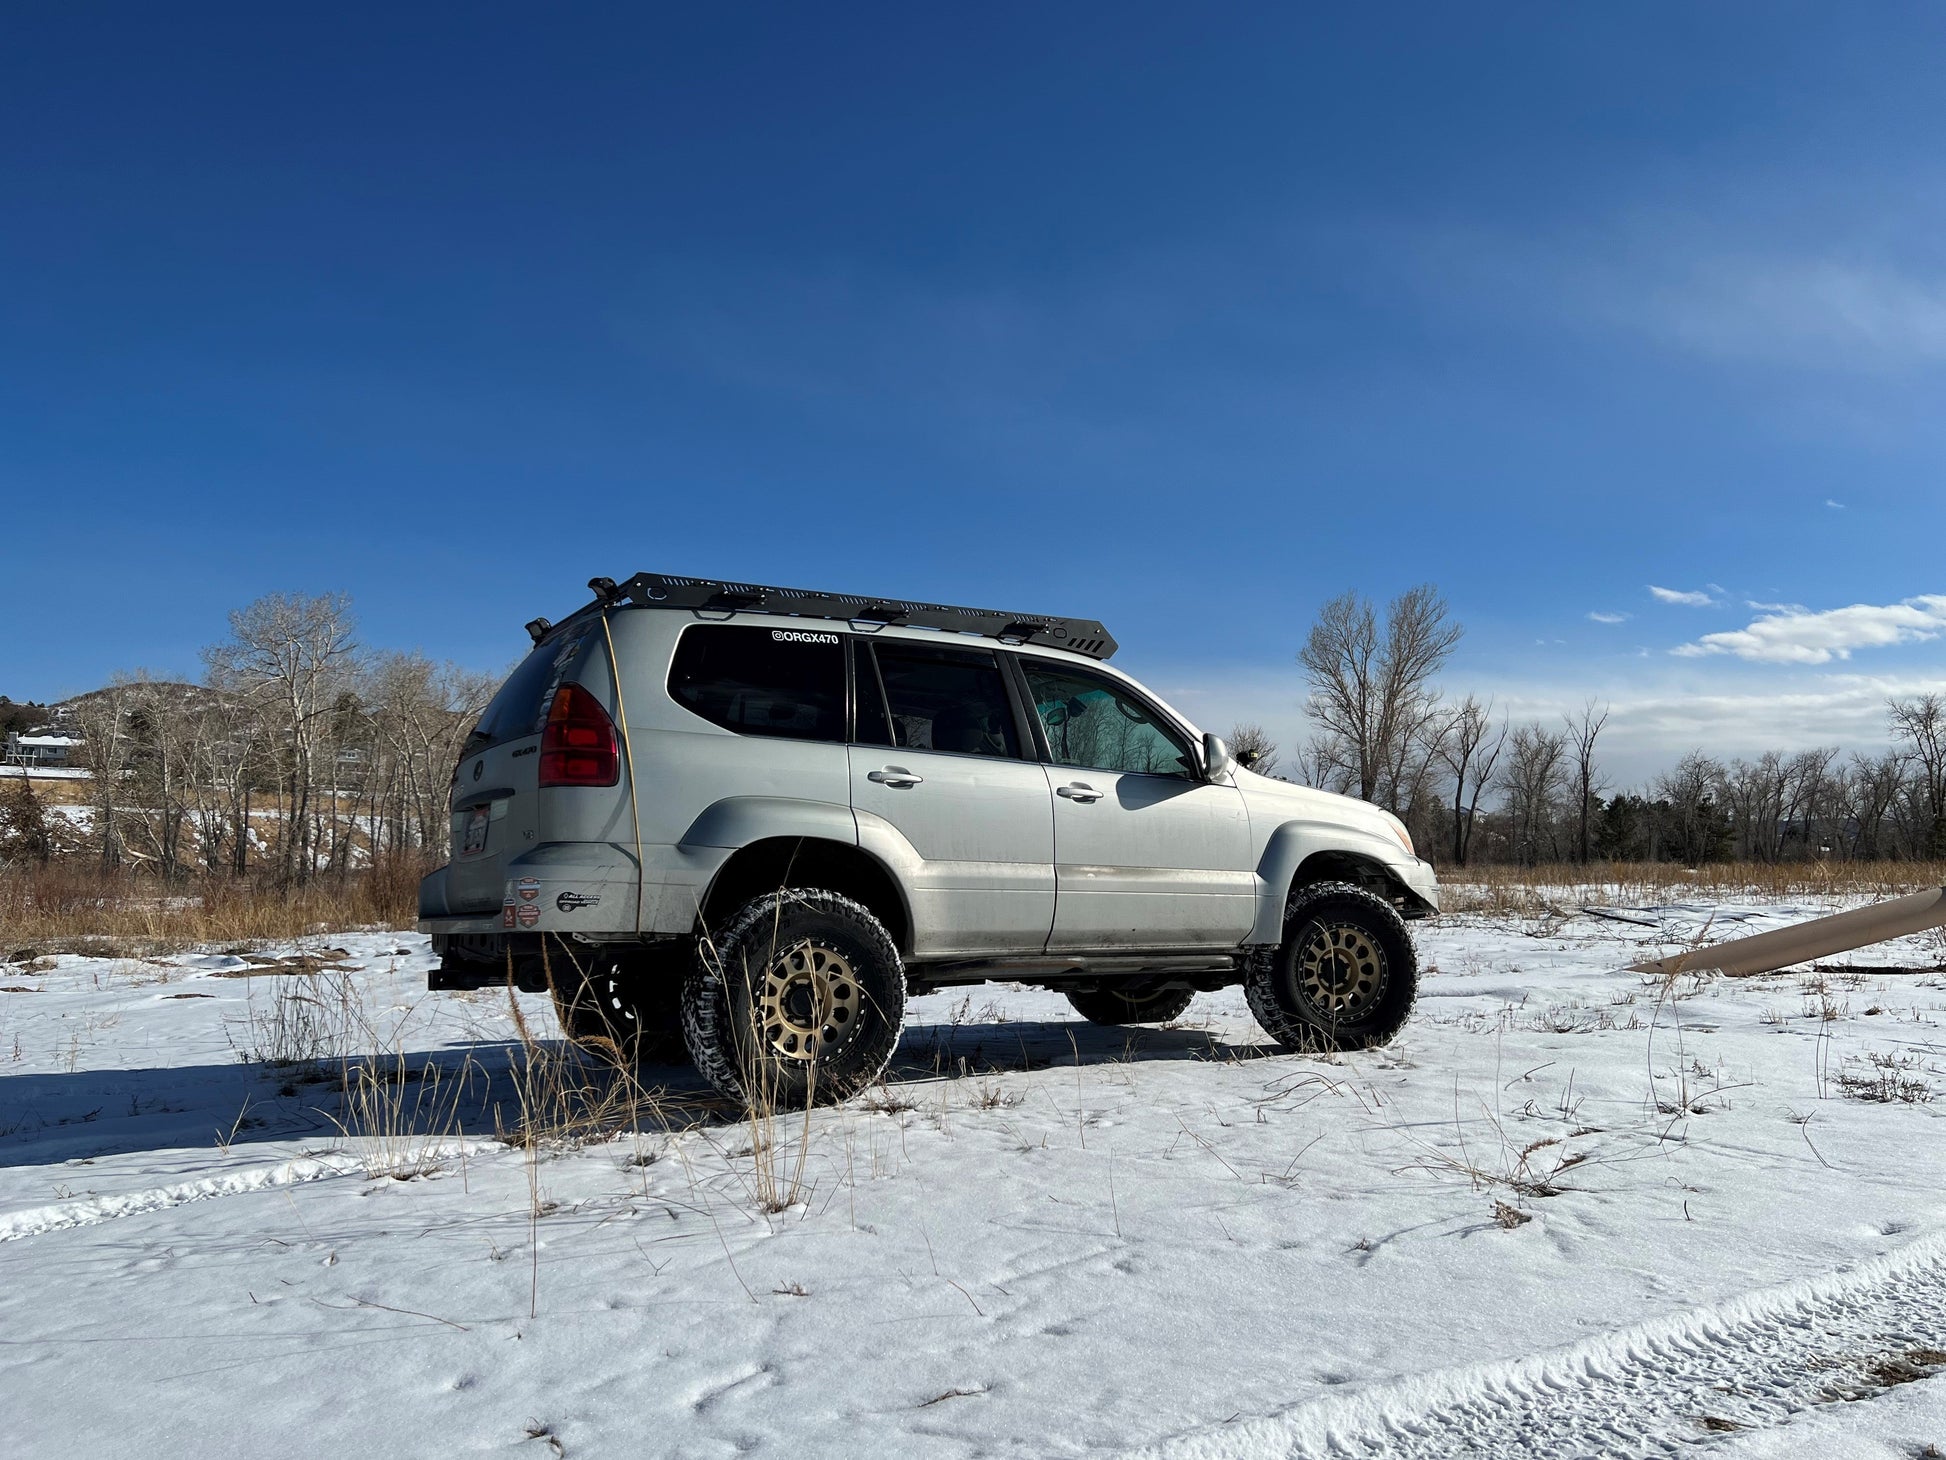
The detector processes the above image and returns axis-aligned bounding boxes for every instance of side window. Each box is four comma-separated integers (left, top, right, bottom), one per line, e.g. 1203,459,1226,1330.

667,625,844,741
1023,663,1195,779
869,642,1023,759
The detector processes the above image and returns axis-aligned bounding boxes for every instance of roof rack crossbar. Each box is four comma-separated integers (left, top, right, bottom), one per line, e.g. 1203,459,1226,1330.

599,572,1117,659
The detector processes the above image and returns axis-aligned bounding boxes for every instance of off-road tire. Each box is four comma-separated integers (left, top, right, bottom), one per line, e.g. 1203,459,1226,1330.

683,888,906,1108
1245,880,1417,1053
552,945,689,1065
1065,986,1196,1026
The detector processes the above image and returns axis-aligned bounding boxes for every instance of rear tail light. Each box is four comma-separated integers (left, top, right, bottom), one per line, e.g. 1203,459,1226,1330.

538,682,620,787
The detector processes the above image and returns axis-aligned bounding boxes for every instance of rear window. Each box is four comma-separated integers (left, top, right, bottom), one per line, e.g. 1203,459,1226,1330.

468,627,593,750
668,624,844,741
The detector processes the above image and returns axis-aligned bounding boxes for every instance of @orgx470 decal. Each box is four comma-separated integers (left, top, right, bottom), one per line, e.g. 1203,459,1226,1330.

555,891,600,912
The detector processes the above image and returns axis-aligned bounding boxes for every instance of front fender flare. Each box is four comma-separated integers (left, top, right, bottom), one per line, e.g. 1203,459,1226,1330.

1250,820,1431,944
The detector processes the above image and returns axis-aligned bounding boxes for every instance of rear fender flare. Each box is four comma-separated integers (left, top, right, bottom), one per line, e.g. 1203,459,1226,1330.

678,796,859,851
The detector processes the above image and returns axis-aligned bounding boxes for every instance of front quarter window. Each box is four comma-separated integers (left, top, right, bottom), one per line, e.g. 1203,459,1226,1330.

1023,663,1195,779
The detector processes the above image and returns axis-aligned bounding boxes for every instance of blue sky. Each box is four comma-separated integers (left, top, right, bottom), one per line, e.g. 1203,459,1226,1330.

5,5,1944,781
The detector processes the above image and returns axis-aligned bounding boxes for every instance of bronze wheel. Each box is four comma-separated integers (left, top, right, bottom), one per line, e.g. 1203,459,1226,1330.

759,940,862,1060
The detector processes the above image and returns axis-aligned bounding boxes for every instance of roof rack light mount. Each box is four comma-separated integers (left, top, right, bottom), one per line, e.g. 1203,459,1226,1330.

602,571,1117,660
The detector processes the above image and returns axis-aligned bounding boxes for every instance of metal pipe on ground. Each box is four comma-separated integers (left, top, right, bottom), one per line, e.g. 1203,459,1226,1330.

1629,887,1946,978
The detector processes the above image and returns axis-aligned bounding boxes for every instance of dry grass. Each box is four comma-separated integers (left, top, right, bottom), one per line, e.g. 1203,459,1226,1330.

1440,860,1946,916
0,858,427,956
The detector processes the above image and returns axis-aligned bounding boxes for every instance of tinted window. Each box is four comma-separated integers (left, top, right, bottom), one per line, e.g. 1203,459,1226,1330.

869,643,1022,759
1024,663,1194,779
668,625,844,741
469,626,594,749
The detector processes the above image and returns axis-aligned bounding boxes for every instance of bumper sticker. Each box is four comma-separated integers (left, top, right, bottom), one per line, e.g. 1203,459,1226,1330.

516,902,541,928
501,899,517,929
516,877,541,903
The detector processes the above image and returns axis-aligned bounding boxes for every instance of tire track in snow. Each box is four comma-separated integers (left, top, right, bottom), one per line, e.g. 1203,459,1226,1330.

1130,1234,1946,1460
0,1139,495,1243
0,1154,365,1242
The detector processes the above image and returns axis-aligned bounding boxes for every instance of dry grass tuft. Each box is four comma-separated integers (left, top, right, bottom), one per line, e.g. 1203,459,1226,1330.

1836,1051,1934,1105
1441,860,1946,917
0,858,426,956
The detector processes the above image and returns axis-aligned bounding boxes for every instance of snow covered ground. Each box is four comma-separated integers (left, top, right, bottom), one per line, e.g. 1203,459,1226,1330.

3,896,1945,1458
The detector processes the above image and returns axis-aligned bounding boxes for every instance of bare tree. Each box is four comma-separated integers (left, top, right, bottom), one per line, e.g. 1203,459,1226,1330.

1225,722,1281,778
1293,732,1356,795
1889,694,1946,856
203,592,359,885
1563,700,1609,864
1299,584,1463,811
1847,750,1907,861
68,682,132,870
1434,695,1507,866
1498,722,1568,866
1652,751,1730,865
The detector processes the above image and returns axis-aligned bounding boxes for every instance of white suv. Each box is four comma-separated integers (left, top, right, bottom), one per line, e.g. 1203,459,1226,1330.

421,574,1439,1105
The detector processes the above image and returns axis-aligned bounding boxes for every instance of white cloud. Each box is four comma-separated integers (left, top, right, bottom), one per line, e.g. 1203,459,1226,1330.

1673,595,1946,665
1826,498,1846,509
1649,585,1714,607
1588,611,1630,624
1745,600,1807,614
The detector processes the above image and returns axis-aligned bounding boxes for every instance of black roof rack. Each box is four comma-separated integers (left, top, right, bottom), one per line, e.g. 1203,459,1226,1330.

540,572,1117,659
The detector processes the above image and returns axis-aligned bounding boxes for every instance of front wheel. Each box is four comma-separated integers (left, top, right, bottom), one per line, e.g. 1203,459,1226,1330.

683,889,906,1108
1066,986,1195,1026
1244,881,1417,1053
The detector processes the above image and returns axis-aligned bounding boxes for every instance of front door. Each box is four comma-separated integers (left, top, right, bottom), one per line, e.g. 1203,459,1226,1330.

849,639,1056,957
1018,658,1255,951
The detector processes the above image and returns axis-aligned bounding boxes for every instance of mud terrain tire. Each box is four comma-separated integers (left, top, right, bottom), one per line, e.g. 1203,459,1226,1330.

683,888,906,1108
1065,986,1196,1026
1245,880,1417,1053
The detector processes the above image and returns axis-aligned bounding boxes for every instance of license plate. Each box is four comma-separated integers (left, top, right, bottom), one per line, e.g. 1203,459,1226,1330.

462,804,490,856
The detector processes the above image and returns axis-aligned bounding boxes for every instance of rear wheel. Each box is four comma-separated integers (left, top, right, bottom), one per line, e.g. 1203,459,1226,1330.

1245,881,1417,1053
551,945,689,1065
1065,985,1195,1026
683,889,906,1108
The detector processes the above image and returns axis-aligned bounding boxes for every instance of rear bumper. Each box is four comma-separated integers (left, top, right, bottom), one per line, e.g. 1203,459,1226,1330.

418,842,733,939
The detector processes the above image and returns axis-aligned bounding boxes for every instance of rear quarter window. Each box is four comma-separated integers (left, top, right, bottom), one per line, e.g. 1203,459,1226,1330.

668,624,844,741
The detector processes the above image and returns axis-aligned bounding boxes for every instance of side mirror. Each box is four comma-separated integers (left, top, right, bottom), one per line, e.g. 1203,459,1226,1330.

1202,733,1235,781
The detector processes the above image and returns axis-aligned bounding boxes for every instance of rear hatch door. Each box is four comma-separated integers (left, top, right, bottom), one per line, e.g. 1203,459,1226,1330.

446,625,594,915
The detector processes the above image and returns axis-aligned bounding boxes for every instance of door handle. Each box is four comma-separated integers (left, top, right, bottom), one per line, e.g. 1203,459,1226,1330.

1057,782,1103,803
867,767,924,788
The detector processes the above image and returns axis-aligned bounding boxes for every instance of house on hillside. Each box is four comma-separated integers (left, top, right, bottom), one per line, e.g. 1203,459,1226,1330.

3,732,80,767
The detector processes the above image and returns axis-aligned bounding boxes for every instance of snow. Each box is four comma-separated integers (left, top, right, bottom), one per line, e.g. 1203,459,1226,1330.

3,898,1944,1457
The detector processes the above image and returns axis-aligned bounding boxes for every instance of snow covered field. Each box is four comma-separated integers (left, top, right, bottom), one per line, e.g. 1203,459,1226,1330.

4,897,1945,1458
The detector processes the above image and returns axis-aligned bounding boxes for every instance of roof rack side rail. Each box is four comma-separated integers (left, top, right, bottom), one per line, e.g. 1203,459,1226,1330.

604,572,1118,660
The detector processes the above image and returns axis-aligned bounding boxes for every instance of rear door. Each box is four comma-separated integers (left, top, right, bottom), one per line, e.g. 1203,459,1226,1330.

445,626,594,916
849,638,1056,957
1017,657,1255,951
